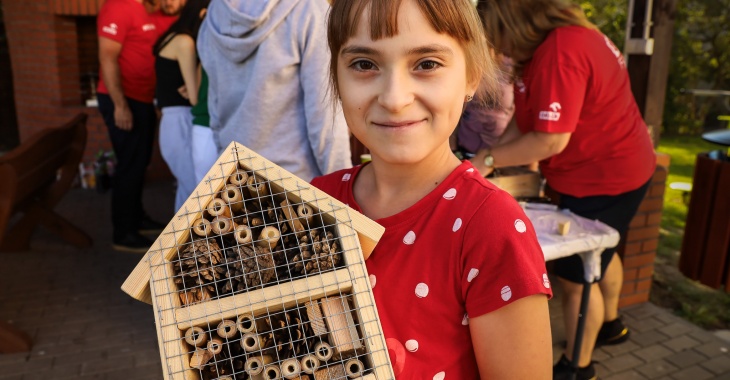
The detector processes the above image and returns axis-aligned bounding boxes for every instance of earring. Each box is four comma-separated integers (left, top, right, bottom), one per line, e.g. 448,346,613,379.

465,94,473,102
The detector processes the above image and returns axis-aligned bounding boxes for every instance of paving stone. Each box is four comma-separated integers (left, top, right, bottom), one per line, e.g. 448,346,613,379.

693,341,730,358
602,370,647,380
591,347,612,362
670,365,715,380
659,322,697,337
632,330,671,347
664,350,708,368
599,353,644,373
80,355,135,376
700,354,730,375
633,344,674,362
714,330,730,343
635,359,679,379
629,317,666,333
662,335,701,352
601,340,642,356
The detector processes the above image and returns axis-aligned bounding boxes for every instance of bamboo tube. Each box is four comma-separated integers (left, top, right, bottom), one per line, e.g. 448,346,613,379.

300,354,320,374
280,358,302,379
207,198,232,219
313,341,333,362
297,204,314,224
211,216,234,235
217,319,237,339
247,175,269,198
256,226,280,249
234,225,253,245
189,348,213,369
262,364,281,380
184,326,208,347
236,313,257,334
321,296,362,357
229,171,249,187
192,218,212,237
280,199,305,234
245,355,273,378
241,332,265,352
207,337,224,355
222,184,245,213
344,359,364,378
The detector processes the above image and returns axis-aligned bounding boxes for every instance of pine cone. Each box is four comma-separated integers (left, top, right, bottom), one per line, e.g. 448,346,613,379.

224,244,277,289
174,239,223,301
291,229,342,276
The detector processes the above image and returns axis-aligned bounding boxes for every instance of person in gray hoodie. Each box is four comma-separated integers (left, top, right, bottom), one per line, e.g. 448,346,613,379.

197,0,352,181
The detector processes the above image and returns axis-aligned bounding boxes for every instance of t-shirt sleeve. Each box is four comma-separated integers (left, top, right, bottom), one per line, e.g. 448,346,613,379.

461,190,552,318
527,60,588,134
97,2,130,43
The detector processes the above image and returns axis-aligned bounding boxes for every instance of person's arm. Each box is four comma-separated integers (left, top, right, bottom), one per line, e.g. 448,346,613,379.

470,294,552,379
470,130,571,176
299,3,352,174
173,35,200,106
99,36,133,131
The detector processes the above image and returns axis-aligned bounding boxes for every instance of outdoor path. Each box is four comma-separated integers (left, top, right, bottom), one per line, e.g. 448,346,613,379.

0,181,729,379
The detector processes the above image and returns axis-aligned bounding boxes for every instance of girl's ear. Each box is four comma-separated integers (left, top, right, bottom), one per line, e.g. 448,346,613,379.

199,8,207,19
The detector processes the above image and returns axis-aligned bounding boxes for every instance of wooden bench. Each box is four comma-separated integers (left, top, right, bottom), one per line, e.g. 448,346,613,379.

0,113,92,251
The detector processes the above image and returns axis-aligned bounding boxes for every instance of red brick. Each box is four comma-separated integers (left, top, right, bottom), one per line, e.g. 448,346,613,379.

639,198,664,212
623,268,638,281
652,167,668,182
621,281,636,295
649,183,665,197
646,212,663,226
642,239,659,252
624,253,656,269
622,241,642,256
629,214,647,228
619,291,650,308
638,264,655,279
655,152,671,168
626,225,660,242
636,278,652,292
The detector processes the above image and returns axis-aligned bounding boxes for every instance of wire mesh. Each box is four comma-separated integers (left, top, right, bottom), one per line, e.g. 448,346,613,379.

146,144,391,380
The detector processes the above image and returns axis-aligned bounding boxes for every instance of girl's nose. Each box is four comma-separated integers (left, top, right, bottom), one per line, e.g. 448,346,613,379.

377,71,414,113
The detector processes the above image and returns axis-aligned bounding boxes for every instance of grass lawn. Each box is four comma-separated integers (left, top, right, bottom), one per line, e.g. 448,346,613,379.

651,135,730,330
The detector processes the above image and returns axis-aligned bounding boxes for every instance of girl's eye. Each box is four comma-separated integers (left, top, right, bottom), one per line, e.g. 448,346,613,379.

351,60,376,71
416,60,441,71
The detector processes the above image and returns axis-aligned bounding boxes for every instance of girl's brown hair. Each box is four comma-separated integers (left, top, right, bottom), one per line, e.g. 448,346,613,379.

477,0,596,67
327,0,500,106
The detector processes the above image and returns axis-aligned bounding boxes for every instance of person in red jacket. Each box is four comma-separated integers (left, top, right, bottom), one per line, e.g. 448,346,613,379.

476,1,656,379
97,0,167,252
312,0,553,378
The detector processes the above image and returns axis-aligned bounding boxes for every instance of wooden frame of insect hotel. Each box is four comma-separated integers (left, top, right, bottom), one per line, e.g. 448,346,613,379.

122,142,394,380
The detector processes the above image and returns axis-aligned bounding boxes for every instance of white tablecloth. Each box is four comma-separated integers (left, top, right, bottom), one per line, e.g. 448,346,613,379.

523,203,620,283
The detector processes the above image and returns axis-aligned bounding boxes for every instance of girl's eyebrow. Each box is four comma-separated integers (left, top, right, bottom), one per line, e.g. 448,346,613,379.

340,44,453,57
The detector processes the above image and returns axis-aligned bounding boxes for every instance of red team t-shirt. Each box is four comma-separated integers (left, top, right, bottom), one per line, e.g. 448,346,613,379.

514,26,656,197
96,0,159,103
311,161,552,379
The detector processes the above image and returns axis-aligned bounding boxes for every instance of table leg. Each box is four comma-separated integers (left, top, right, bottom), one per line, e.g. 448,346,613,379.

569,281,592,380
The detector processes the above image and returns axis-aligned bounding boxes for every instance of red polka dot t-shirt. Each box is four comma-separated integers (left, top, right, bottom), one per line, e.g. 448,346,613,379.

311,161,552,379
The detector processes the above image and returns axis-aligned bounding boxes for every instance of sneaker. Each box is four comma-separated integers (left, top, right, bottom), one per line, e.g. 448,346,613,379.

112,232,152,253
138,215,165,235
595,317,630,347
553,355,597,380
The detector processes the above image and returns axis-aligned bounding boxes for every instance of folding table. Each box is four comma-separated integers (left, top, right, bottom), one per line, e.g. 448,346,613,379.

523,203,620,379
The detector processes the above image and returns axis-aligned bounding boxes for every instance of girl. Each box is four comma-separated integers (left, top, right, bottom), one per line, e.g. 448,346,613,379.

153,0,209,211
311,0,553,378
475,1,656,379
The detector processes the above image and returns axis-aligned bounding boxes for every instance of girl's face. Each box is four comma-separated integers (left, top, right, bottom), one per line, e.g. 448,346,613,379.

337,0,477,166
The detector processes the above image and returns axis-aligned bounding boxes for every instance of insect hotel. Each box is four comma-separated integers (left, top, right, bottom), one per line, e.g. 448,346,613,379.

121,142,394,380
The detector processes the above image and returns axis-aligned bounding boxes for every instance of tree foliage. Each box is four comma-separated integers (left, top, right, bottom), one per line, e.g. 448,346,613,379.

580,0,730,135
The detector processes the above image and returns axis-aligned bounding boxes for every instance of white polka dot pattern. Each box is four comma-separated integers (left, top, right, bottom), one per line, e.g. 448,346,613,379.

514,219,527,233
467,268,479,282
415,283,429,298
543,273,550,288
466,168,475,173
434,371,446,380
452,218,462,232
403,231,416,245
462,314,469,326
405,339,419,352
342,173,351,181
369,274,377,288
501,285,512,301
442,188,457,200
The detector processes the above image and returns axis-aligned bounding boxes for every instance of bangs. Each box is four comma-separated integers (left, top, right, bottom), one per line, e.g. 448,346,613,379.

328,0,479,51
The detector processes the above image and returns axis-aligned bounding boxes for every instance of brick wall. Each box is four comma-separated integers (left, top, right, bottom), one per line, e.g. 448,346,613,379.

3,0,170,179
618,153,670,308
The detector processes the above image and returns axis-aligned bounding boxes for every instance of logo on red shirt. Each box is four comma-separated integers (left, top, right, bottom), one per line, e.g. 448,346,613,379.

142,23,156,32
539,102,562,121
102,23,118,35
